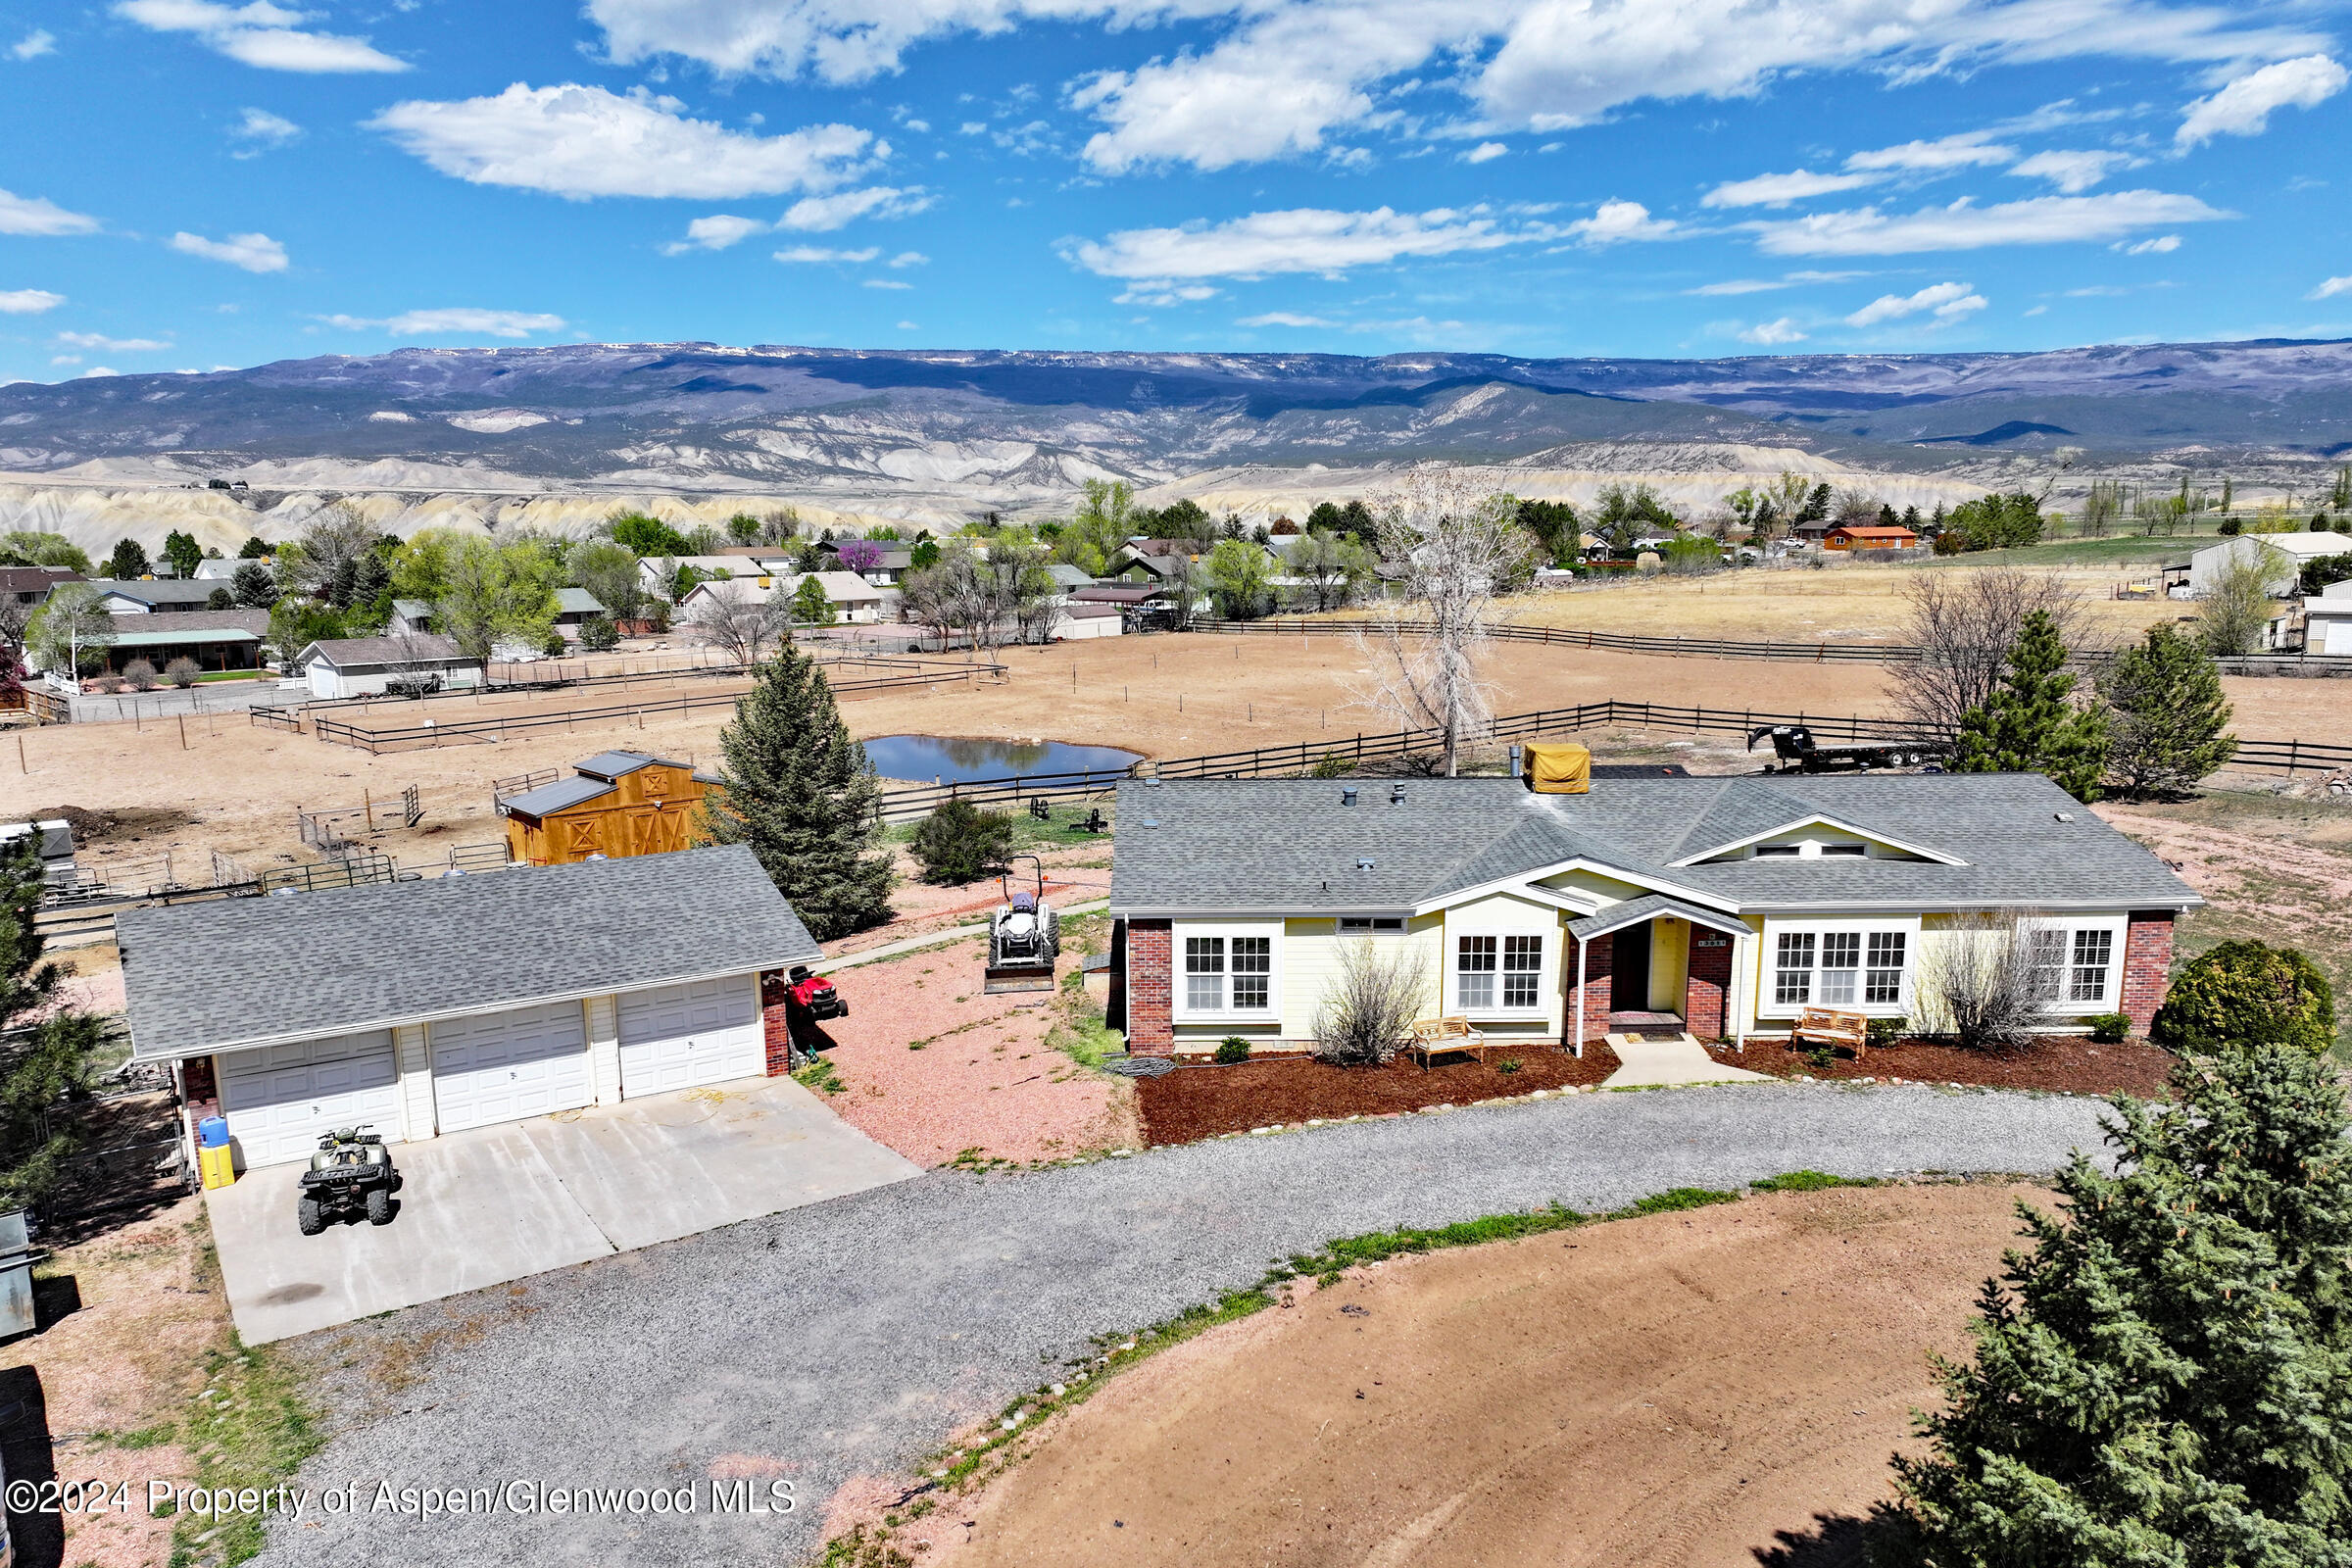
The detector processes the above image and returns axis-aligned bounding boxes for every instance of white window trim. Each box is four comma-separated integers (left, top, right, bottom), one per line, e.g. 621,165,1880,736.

2024,914,2129,1012
1449,930,1550,1019
1758,915,1923,1018
1173,922,1283,1023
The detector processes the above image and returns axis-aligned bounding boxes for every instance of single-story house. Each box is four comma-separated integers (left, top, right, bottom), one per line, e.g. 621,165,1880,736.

678,570,889,623
1055,603,1124,640
1824,524,1919,552
0,566,82,609
88,578,220,613
553,586,607,637
1106,769,2200,1059
97,610,269,674
2299,577,2352,656
639,555,764,601
191,558,245,580
1043,563,1096,596
120,845,821,1170
293,633,484,699
2183,531,2351,597
499,751,722,864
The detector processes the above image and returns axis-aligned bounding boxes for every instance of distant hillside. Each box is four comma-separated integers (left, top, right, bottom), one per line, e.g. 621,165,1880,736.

0,338,2343,499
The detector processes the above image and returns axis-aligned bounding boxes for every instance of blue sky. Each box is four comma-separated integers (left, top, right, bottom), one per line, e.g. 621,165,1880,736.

2,0,2349,383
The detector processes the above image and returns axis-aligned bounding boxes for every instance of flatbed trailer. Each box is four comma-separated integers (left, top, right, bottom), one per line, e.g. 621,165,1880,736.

1747,723,1950,774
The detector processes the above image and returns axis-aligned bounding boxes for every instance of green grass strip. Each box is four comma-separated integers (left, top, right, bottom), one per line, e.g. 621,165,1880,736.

168,1339,324,1567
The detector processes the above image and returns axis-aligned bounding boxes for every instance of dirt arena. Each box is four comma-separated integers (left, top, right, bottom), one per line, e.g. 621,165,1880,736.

914,1181,2047,1568
10,619,2332,892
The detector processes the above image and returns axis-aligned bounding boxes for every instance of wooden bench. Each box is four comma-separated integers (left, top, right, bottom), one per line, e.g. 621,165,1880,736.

1790,1006,1869,1059
1407,1016,1491,1070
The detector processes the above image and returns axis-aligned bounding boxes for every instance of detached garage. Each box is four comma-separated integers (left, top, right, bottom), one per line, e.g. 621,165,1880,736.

119,845,821,1171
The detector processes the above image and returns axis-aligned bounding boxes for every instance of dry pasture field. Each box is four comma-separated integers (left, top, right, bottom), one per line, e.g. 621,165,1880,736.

917,1181,2046,1568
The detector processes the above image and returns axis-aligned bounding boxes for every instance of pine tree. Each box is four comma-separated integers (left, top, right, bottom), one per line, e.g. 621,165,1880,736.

1885,1041,2352,1567
700,644,893,940
0,844,102,1207
1951,610,2110,801
2096,623,2236,799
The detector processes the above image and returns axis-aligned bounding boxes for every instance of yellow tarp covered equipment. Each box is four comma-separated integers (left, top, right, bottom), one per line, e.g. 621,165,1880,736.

1522,742,1591,795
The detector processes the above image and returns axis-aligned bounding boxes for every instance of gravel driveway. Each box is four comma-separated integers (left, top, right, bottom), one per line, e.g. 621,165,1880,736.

257,1083,2116,1567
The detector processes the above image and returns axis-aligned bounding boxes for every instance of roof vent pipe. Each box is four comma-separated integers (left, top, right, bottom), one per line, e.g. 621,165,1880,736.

1390,784,1406,805
1341,787,1358,807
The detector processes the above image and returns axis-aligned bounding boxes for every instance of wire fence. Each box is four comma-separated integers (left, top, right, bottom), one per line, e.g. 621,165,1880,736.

1189,617,2352,676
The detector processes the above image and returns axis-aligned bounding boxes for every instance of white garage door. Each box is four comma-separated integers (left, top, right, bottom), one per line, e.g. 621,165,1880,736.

429,1000,592,1134
219,1031,399,1168
2325,619,2352,657
617,974,763,1098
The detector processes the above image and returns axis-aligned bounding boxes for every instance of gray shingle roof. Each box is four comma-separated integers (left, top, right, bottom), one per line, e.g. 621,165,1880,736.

296,633,470,667
1109,774,2201,917
1567,893,1749,941
119,844,819,1061
574,750,680,780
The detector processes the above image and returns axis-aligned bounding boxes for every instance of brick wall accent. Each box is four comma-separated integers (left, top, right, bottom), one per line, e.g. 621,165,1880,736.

1568,933,1613,1049
2121,910,2176,1034
1127,919,1174,1056
1685,933,1735,1041
760,970,795,1075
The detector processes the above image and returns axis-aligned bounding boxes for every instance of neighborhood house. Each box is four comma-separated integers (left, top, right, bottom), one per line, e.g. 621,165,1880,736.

119,846,819,1170
1106,764,2199,1057
294,634,485,698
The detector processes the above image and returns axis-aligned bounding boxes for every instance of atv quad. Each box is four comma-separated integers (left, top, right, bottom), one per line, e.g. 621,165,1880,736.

297,1125,402,1235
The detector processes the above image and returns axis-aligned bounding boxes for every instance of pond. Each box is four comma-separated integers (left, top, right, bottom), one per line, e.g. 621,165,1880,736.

859,734,1144,785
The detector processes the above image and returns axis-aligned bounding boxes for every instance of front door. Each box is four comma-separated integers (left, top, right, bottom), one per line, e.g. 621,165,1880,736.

1612,920,1651,1013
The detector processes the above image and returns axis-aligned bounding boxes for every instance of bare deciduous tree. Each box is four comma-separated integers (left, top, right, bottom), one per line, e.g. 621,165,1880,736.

1349,468,1532,776
1897,568,2087,735
1310,938,1430,1066
2196,551,2289,656
281,499,379,600
1914,910,2048,1052
683,579,792,665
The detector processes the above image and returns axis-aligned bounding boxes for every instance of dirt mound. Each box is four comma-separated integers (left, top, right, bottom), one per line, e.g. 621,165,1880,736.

921,1182,2043,1568
34,804,198,846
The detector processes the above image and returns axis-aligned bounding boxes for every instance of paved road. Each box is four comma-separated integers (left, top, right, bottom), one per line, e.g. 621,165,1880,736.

256,1083,2115,1568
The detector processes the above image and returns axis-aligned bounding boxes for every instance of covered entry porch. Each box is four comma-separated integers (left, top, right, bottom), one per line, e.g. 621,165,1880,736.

1566,895,1751,1048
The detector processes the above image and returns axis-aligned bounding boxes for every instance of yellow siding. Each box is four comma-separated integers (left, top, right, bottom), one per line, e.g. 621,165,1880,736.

1650,917,1690,1012
1437,892,1566,1040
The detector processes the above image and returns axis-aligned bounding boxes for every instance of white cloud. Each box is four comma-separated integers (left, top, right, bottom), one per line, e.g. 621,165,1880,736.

1111,280,1218,306
76,366,119,378
1067,205,1532,280
1462,141,1507,164
778,184,930,230
1238,311,1335,327
1842,133,2016,172
663,214,768,254
1751,190,2228,255
56,330,172,351
1844,280,1985,326
896,319,917,329
49,355,77,366
773,245,880,263
2311,275,2352,300
0,188,99,236
0,289,63,314
1703,170,1877,209
115,0,408,73
326,309,567,338
1737,318,1806,345
229,106,302,155
2177,55,2347,148
11,29,54,59
861,277,913,289
170,229,288,271
585,0,2325,176
1560,199,1680,246
887,250,928,267
2120,233,2180,254
370,82,874,200
1688,277,1784,295
2008,148,2132,192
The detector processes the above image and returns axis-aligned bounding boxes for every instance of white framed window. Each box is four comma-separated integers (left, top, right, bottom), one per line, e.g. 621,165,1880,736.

1176,925,1280,1018
1766,920,1918,1014
1338,916,1404,934
2024,920,2122,1008
1456,933,1544,1013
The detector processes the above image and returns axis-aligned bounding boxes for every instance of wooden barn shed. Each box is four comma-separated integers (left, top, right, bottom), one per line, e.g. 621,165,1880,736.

498,752,724,866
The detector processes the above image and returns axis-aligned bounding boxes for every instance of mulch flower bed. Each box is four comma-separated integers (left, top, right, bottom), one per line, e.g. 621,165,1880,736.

1135,1045,1621,1147
1705,1035,2180,1098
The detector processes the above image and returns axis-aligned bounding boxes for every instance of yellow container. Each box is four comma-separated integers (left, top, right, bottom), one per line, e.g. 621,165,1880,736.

1521,742,1591,795
198,1144,236,1190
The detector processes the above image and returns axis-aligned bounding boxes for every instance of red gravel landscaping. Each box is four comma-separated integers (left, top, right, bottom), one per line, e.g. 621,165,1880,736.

1706,1035,2180,1097
1135,1045,1621,1147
